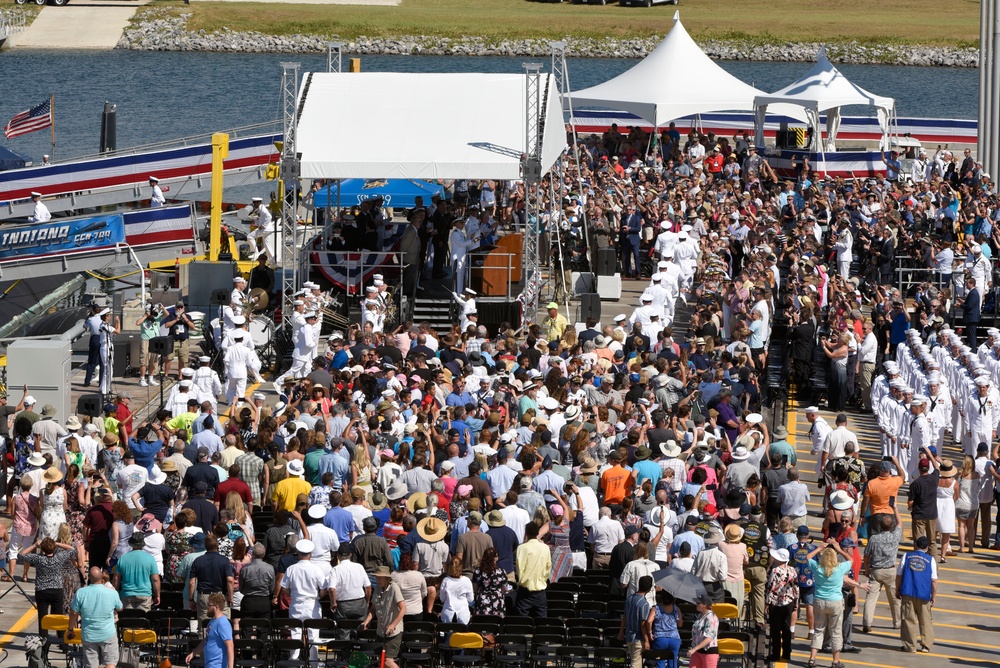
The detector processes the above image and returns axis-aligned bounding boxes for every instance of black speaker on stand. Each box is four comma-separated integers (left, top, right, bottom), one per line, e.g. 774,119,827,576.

149,336,174,357
77,394,102,418
596,248,617,276
579,293,601,322
211,289,230,306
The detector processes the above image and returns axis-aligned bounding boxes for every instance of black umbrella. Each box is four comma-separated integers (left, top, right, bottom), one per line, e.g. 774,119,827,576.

652,568,708,603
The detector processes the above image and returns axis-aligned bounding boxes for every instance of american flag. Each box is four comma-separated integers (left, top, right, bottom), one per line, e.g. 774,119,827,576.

4,99,52,140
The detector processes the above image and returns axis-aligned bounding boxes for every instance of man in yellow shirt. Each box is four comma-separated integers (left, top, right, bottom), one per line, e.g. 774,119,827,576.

514,521,551,616
542,302,569,342
272,459,311,511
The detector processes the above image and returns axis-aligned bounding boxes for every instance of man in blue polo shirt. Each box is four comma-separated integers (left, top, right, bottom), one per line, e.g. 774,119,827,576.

896,535,936,653
69,567,124,668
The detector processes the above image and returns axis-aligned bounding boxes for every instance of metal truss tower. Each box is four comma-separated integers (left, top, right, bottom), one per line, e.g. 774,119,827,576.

280,62,301,319
520,63,547,331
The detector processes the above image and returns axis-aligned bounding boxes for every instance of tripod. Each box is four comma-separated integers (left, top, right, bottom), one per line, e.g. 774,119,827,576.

0,563,36,611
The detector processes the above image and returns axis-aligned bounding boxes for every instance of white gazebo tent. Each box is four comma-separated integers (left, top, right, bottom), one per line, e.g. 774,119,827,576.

564,12,804,131
752,48,896,158
296,71,566,180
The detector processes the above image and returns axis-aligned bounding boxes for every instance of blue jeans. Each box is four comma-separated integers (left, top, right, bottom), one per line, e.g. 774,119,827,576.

652,636,680,668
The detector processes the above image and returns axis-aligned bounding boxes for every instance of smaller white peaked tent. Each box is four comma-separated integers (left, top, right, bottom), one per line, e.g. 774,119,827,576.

564,12,805,129
752,48,895,151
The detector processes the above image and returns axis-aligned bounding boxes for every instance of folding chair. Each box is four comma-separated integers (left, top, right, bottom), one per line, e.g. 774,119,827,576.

641,649,675,668
557,645,594,668
41,614,69,636
271,638,307,668
399,631,437,668
121,628,158,668
594,647,626,668
717,637,748,668
711,603,741,632
449,631,485,668
271,618,303,640
493,641,529,668
63,628,84,668
239,618,273,641
234,639,269,668
719,631,753,668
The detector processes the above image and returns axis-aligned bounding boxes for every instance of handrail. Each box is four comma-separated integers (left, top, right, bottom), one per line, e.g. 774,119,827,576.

466,250,518,301
46,121,282,165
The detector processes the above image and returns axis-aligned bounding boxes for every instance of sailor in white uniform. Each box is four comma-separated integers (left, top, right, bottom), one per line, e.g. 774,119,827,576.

225,331,262,405
166,379,197,418
28,192,51,223
805,406,832,482
450,218,479,294
926,373,952,450
906,395,933,482
281,539,333,660
148,176,165,208
628,292,657,331
273,312,319,389
964,376,1000,457
453,288,478,332
231,276,247,308
192,355,224,411
249,197,277,263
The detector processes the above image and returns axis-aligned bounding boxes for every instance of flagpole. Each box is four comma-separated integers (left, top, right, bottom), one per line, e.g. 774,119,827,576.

50,93,55,162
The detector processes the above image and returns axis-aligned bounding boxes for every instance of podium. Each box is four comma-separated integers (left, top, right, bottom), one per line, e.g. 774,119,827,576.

471,233,523,296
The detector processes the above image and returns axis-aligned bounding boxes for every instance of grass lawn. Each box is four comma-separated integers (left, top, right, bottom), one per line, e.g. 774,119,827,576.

167,0,981,47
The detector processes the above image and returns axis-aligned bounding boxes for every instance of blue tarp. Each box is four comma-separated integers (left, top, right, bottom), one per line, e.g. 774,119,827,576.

312,179,444,210
0,146,30,172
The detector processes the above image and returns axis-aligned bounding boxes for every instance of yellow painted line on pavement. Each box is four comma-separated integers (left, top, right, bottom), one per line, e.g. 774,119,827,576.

0,607,38,648
866,627,992,649
790,651,906,668
868,612,996,633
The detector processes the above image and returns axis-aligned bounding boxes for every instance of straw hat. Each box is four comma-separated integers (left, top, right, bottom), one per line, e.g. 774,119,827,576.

417,516,447,542
939,460,957,478
42,467,63,484
407,492,428,514
724,523,745,543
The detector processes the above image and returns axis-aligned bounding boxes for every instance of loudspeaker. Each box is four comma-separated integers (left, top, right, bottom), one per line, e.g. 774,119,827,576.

149,336,174,356
112,334,134,377
596,248,617,276
77,394,102,418
579,293,601,322
211,289,230,306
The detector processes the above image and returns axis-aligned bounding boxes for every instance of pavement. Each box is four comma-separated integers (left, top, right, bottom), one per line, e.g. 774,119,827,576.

776,393,1000,668
11,1,149,50
191,0,402,5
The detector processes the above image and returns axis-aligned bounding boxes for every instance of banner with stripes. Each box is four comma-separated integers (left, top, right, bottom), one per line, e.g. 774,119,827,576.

311,252,400,295
0,134,280,203
124,204,195,249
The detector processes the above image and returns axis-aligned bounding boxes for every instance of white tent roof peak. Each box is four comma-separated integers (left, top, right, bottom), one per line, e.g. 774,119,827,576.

564,13,803,127
753,49,895,114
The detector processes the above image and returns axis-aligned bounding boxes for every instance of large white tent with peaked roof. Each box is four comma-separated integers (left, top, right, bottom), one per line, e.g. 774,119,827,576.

564,12,804,129
752,49,896,152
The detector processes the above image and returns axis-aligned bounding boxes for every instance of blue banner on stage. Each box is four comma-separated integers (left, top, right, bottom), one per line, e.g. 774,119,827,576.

0,214,125,259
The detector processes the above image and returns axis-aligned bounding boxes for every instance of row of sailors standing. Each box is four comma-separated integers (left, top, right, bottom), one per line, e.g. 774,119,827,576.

653,224,700,291
361,274,392,333
626,259,685,340
873,328,1000,482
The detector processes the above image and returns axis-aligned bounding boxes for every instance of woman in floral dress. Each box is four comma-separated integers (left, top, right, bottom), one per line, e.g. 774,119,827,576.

64,465,89,546
164,508,196,583
472,548,509,617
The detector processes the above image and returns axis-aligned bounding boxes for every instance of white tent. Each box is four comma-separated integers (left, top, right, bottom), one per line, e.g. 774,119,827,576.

296,72,566,180
752,48,896,152
564,12,803,129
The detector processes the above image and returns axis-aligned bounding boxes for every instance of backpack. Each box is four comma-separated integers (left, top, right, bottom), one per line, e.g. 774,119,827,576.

25,636,53,668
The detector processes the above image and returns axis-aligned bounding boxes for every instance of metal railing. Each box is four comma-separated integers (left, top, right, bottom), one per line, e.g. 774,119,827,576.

0,11,27,40
465,251,520,301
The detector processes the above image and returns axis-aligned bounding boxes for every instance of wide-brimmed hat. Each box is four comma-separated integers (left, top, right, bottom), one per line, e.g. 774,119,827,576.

42,467,63,483
704,531,722,546
829,489,854,510
579,458,599,474
660,440,681,458
41,404,57,417
286,460,305,477
370,491,388,511
724,524,745,543
160,459,177,472
565,405,582,420
939,460,957,478
65,416,82,431
731,445,751,461
417,516,447,542
773,426,789,440
634,446,653,461
149,466,167,485
27,453,46,467
103,433,119,446
385,479,408,502
486,510,505,528
374,565,392,578
407,492,428,514
772,548,790,563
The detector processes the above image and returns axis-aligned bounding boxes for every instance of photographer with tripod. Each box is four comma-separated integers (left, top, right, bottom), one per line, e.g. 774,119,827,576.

137,303,166,388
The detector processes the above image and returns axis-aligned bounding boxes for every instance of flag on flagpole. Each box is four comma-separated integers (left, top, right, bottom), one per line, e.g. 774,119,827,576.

4,99,53,140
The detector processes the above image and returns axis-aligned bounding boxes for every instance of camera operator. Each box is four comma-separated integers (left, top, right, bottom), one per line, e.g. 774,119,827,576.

137,303,166,388
163,301,196,382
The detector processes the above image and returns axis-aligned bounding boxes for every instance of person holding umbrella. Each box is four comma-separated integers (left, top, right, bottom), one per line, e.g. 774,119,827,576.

687,594,720,668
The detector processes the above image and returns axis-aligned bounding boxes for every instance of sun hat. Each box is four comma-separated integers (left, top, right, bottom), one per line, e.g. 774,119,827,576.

407,492,428,514
724,524,745,542
829,489,854,510
660,440,681,458
731,445,751,461
704,530,722,546
159,459,177,472
417,516,447,542
286,460,305,477
634,446,653,461
772,548,790,563
773,426,789,440
65,416,82,430
42,467,63,484
939,460,957,478
307,504,326,520
149,466,167,485
579,458,599,474
386,479,408,502
374,566,392,578
486,510,506,528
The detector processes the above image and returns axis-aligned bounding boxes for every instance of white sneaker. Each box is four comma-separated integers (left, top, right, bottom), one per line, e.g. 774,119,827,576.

272,381,282,395
139,378,148,387
149,376,159,386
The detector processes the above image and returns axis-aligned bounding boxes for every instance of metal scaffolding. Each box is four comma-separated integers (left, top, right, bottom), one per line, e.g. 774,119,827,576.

280,62,301,319
520,63,545,331
327,42,344,74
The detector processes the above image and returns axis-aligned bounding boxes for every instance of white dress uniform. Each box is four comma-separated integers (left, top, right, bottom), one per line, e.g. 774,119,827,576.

808,415,833,481
29,199,51,223
193,365,225,411
648,278,672,324
927,385,952,449
282,558,334,657
250,204,278,263
673,235,698,291
453,292,478,332
450,226,478,294
275,318,319,386
165,384,196,418
150,183,165,207
963,383,1000,457
906,407,932,483
224,335,262,405
834,229,853,280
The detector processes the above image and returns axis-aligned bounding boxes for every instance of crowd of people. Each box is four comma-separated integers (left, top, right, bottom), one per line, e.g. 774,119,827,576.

1,126,997,668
